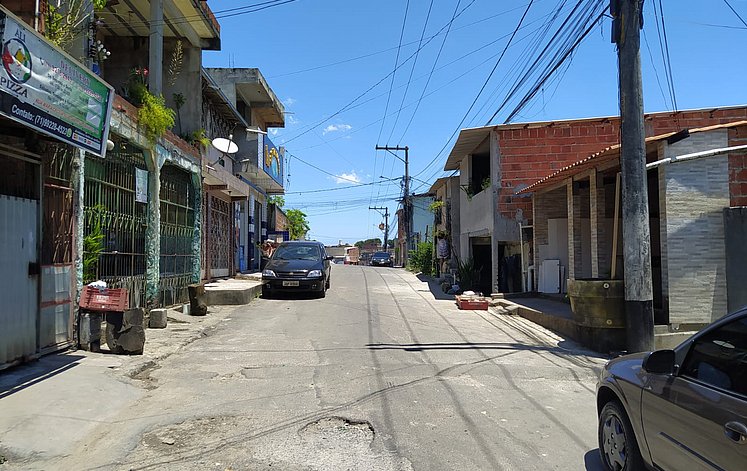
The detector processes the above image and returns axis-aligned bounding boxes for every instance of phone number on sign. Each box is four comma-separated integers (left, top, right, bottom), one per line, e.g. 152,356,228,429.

34,116,71,136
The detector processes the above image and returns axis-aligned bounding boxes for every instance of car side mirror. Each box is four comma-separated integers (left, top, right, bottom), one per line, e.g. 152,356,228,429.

642,349,676,375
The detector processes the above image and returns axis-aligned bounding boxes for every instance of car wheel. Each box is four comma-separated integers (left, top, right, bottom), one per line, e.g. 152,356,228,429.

598,400,644,471
319,285,326,298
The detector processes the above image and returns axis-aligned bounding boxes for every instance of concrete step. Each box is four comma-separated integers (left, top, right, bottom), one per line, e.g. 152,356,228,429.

204,279,262,305
654,331,696,350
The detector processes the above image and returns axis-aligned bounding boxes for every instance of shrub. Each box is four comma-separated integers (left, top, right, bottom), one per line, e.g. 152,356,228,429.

138,92,176,142
408,242,433,275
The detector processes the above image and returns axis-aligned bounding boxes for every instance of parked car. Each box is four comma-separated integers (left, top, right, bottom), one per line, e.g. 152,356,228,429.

596,307,747,471
262,241,332,298
370,251,392,267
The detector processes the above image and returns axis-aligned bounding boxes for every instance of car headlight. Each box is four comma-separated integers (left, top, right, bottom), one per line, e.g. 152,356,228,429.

307,270,323,278
262,269,276,277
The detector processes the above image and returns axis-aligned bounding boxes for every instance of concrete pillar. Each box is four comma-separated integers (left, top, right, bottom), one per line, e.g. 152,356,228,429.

191,171,202,283
567,182,576,280
148,0,164,96
72,149,85,343
144,147,160,307
590,169,599,278
490,130,501,294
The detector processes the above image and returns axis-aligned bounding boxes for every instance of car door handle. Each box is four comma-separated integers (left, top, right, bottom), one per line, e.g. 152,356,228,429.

724,421,747,444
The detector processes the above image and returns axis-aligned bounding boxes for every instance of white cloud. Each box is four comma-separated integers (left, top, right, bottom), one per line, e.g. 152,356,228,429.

270,129,279,136
284,97,296,106
287,114,299,126
323,124,352,135
333,171,361,185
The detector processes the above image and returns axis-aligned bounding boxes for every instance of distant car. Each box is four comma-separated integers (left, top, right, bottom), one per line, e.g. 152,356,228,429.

596,307,747,471
370,251,392,267
262,241,332,298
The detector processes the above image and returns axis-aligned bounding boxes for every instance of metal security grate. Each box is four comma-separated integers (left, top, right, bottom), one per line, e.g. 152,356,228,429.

207,194,232,278
83,141,148,308
159,164,195,306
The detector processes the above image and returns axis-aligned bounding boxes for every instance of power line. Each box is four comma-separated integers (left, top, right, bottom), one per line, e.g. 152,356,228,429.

99,0,299,30
723,0,747,27
386,0,435,145
280,1,478,145
413,0,537,179
377,0,411,145
396,0,462,144
266,3,533,79
652,0,678,111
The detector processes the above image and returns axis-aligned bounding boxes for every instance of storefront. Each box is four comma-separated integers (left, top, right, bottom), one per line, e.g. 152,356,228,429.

0,5,114,368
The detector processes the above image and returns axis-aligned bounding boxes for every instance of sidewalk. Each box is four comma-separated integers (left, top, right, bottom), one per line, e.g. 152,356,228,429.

0,303,245,467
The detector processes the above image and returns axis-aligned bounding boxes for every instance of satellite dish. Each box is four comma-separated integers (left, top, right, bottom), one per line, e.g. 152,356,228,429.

211,137,238,154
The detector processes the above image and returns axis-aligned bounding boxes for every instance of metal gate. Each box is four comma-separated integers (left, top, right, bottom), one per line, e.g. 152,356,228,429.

159,164,195,305
84,141,148,307
206,194,232,278
0,148,40,369
40,143,75,353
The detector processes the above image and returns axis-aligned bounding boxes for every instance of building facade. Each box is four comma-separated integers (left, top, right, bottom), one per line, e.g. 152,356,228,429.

444,106,747,296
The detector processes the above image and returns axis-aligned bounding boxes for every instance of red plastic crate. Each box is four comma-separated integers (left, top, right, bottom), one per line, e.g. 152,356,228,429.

79,286,129,312
456,295,489,311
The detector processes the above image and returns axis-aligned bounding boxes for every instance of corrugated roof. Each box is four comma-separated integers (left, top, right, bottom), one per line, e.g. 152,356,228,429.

517,121,747,194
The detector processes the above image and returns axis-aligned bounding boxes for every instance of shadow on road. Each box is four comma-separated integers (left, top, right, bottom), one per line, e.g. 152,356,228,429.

366,342,590,356
0,353,84,399
415,274,457,301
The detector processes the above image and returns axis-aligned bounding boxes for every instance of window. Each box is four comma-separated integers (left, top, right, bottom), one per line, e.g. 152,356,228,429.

680,314,747,396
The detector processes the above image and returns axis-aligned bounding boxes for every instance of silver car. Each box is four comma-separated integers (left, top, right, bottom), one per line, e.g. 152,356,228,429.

596,307,747,470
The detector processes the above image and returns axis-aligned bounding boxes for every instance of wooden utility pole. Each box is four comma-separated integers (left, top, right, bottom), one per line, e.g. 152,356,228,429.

612,0,654,352
375,145,409,264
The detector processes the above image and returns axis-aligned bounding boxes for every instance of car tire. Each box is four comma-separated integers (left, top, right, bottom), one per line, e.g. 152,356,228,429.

598,400,645,471
319,285,326,298
325,276,330,289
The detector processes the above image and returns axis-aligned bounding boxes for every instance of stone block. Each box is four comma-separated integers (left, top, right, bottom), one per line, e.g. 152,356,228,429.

78,312,102,352
149,308,168,329
105,308,146,355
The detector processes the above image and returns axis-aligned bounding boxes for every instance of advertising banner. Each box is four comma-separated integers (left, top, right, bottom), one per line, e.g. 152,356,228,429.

0,7,114,157
262,135,283,185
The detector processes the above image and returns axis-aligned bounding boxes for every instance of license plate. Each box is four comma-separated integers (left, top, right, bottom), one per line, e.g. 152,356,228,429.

282,281,299,287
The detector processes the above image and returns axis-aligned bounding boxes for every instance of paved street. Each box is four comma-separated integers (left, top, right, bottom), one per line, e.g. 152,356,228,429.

2,266,607,470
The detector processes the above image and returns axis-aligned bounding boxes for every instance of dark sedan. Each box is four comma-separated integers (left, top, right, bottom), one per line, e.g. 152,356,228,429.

262,241,332,298
596,307,747,470
370,251,392,267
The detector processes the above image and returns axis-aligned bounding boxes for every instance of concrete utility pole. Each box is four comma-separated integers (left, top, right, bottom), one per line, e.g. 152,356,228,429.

149,0,164,95
375,145,409,264
369,206,390,250
612,0,654,352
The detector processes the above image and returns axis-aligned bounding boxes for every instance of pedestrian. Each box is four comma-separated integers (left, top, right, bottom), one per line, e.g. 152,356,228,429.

437,233,450,276
260,240,274,270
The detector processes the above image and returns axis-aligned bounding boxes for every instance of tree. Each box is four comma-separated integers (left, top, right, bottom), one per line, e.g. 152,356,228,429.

286,209,310,240
354,238,382,249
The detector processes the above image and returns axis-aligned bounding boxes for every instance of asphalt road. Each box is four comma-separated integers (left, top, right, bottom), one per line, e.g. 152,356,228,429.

55,265,608,470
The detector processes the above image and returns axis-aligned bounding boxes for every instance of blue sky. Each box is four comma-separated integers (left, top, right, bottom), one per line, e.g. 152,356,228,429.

202,0,747,246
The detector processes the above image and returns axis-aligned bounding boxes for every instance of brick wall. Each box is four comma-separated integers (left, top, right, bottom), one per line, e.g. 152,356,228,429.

729,127,747,206
498,106,747,223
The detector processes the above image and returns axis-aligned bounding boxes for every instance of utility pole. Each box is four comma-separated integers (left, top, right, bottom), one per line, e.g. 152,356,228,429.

369,206,390,250
375,145,409,265
612,0,654,352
